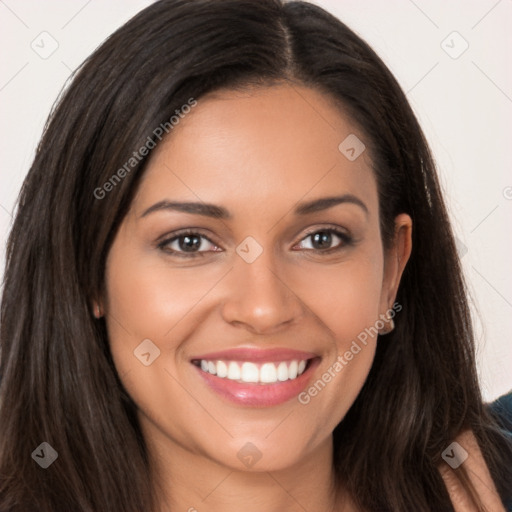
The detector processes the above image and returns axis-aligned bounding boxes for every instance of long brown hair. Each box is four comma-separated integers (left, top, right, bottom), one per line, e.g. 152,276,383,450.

1,1,510,510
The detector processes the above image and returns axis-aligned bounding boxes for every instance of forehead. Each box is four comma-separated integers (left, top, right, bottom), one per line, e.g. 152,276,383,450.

132,84,377,218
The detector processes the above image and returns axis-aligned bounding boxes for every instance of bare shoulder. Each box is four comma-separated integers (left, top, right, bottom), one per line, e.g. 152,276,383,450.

438,429,505,512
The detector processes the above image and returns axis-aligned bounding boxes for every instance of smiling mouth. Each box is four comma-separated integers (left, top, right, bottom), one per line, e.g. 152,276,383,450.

191,358,316,384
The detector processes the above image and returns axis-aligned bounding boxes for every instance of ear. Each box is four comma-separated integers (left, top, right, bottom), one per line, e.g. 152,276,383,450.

92,299,104,319
378,213,412,319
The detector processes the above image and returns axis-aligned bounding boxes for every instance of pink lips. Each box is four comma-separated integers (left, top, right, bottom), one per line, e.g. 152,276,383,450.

190,347,320,407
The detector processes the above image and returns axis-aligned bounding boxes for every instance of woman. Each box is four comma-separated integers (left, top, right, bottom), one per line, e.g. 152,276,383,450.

0,0,510,510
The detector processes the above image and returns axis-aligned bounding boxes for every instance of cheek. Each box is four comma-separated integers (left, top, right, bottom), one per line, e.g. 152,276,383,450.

102,249,207,438
292,254,383,423
105,261,214,334
104,245,228,350
292,254,384,343
102,242,233,417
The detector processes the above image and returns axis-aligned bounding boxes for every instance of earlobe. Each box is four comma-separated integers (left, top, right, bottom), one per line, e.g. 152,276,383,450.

378,317,395,335
92,301,104,319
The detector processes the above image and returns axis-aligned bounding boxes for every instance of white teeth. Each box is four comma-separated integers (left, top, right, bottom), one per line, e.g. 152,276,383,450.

277,361,289,381
227,361,241,380
260,363,277,383
207,361,216,375
288,360,298,379
216,360,228,378
197,358,309,384
241,362,259,383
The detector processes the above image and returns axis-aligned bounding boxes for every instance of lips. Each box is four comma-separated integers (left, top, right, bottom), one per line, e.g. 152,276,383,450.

190,348,320,407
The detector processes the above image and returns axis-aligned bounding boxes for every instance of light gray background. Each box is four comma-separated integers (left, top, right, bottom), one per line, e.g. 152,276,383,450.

0,0,510,400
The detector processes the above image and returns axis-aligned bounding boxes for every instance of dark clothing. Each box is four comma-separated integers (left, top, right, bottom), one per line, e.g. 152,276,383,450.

488,391,512,511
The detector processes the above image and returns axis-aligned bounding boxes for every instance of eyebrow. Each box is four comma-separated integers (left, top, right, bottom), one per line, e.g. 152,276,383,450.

140,194,368,219
294,194,368,216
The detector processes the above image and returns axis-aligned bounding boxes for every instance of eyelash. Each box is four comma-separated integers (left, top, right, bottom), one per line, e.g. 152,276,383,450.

157,226,353,259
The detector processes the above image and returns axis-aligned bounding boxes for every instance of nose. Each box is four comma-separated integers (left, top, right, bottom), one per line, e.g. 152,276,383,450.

220,248,304,335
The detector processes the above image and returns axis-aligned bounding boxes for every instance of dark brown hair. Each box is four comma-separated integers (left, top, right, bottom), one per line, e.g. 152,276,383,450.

1,1,510,511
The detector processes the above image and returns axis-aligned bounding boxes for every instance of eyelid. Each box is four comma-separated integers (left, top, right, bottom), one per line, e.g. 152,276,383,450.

292,224,353,250
298,223,351,240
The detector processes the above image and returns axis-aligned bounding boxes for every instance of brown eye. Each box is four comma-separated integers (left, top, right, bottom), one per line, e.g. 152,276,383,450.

158,230,220,257
175,234,203,252
296,228,352,252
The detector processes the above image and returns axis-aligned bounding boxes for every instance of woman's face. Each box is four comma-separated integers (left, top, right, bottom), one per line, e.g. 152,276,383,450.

102,83,411,473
